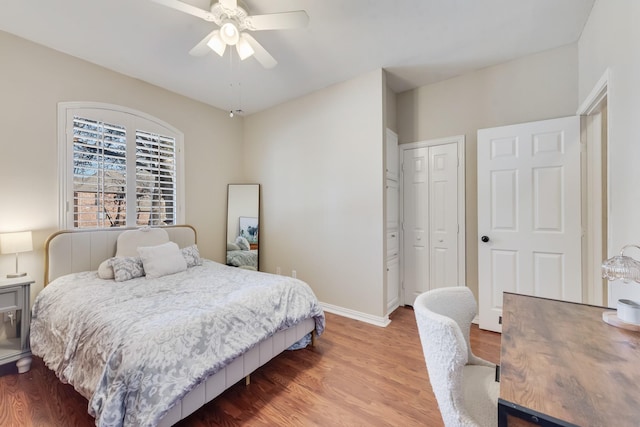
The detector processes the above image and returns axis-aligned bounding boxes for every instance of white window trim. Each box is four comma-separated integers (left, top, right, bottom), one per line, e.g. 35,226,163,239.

57,101,185,229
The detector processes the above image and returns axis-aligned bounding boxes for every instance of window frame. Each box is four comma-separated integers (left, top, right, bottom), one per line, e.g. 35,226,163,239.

58,102,185,229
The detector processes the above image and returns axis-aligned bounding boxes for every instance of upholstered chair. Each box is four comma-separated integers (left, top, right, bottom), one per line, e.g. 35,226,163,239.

414,287,499,427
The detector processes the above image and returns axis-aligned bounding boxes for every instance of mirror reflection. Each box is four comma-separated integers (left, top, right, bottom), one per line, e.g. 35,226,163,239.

226,184,260,271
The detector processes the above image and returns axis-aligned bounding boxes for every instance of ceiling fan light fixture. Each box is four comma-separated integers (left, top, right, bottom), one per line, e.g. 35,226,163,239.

220,20,240,45
206,31,226,56
236,36,254,60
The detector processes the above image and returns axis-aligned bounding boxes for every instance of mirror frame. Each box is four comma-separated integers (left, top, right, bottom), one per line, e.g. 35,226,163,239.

225,184,260,271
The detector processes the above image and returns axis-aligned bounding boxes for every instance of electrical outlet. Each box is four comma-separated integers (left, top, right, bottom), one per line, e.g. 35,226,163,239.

276,267,281,275
292,270,297,278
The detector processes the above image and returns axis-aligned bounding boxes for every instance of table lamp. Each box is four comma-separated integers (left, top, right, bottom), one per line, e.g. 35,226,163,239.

0,231,33,278
602,244,640,328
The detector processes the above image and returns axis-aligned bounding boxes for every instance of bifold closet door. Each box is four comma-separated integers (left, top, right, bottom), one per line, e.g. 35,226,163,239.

402,142,459,306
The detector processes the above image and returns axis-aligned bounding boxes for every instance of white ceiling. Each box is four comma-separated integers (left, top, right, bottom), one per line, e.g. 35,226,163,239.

0,0,594,115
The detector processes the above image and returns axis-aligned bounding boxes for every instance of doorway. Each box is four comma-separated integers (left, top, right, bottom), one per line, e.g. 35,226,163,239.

578,69,609,307
477,70,610,332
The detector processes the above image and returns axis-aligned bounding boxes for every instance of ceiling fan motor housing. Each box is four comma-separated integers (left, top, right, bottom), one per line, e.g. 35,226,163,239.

211,2,250,31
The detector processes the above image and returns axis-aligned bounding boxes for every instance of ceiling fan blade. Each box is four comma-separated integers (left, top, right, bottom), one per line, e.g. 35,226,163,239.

244,10,309,31
242,33,277,69
150,0,216,22
189,29,220,56
219,0,238,10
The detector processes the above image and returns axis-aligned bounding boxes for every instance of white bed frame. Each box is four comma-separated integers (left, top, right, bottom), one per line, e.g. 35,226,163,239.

44,225,315,426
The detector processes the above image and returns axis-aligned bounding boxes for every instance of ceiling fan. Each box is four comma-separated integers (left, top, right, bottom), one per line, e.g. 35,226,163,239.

151,0,309,68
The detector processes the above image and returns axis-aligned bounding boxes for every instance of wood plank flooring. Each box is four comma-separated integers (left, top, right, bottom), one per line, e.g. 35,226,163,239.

0,307,501,426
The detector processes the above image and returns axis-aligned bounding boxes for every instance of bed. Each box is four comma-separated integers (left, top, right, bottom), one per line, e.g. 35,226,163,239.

32,225,325,427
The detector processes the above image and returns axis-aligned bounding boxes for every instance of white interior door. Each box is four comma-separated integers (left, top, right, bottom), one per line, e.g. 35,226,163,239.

477,116,582,332
402,146,429,305
429,143,459,287
402,138,464,305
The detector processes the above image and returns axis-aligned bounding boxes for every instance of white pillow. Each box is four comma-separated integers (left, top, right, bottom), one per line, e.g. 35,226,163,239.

116,227,170,258
98,259,115,280
235,236,251,251
137,241,187,279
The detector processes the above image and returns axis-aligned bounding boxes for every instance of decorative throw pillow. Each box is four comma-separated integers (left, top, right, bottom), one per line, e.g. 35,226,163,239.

181,244,203,268
98,259,115,280
227,242,241,251
116,227,170,258
235,236,251,251
138,241,187,279
110,257,145,282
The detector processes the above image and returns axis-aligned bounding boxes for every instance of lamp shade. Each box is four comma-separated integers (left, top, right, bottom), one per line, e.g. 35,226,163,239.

236,35,255,60
0,231,33,254
207,31,227,56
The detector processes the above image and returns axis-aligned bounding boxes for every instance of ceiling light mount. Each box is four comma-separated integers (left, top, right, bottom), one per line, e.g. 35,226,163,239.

210,2,249,31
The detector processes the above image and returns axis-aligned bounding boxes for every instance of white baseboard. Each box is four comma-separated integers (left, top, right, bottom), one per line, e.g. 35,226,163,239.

320,302,391,327
472,315,479,325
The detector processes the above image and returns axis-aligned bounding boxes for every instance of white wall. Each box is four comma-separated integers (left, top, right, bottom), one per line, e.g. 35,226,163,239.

397,44,579,299
578,0,640,303
0,31,243,299
243,70,387,320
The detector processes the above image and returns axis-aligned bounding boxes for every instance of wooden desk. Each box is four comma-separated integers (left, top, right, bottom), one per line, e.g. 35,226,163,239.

499,292,640,427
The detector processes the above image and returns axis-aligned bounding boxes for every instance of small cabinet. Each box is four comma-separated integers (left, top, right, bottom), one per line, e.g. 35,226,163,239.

386,180,399,229
387,230,399,258
0,276,33,374
386,128,399,180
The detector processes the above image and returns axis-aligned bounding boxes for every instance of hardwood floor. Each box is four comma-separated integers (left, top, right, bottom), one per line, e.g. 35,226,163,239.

0,308,501,426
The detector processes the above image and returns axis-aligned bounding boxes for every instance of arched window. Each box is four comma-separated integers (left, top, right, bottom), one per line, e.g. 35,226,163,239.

58,102,184,229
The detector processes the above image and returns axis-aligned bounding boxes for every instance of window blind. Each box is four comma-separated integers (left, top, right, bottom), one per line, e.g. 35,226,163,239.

71,115,177,229
135,130,176,226
72,116,127,228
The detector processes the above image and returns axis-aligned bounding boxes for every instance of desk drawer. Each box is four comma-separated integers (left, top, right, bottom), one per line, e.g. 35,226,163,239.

0,286,23,312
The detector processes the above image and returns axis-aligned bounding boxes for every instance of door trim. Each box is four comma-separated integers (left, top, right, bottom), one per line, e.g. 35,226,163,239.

399,135,466,305
577,68,610,306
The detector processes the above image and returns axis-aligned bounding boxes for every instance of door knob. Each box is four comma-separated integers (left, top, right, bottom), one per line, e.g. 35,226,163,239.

481,235,490,243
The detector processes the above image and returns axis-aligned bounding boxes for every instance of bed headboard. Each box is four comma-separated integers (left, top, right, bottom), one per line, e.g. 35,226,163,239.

44,225,197,285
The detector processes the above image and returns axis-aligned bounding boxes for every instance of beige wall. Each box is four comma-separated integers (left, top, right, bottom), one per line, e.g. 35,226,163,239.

0,31,243,299
385,83,398,133
243,70,387,319
578,0,640,260
396,44,579,299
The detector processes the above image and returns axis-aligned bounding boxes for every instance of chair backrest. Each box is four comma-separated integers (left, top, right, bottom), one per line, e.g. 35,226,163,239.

414,287,481,427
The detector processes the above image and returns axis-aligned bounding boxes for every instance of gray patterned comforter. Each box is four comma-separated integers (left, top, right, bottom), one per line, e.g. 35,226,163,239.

30,260,325,427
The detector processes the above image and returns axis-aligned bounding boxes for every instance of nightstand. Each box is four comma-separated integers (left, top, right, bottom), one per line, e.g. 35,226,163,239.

0,276,33,374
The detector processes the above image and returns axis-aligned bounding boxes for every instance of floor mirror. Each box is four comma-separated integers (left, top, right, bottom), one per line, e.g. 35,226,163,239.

226,184,260,271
